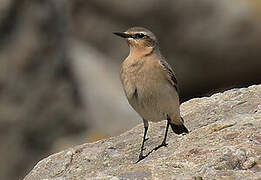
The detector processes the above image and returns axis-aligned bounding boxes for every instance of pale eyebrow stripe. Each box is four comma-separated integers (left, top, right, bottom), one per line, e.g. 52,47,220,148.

131,31,146,35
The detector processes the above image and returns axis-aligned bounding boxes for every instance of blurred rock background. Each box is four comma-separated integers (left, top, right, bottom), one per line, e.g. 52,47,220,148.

0,0,260,179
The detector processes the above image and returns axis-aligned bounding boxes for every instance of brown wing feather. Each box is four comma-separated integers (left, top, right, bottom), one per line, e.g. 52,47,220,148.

159,59,179,94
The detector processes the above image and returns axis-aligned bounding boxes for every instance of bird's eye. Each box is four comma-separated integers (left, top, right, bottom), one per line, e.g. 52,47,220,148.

135,33,145,39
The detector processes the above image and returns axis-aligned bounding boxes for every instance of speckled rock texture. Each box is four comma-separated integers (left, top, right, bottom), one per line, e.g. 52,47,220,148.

24,85,261,180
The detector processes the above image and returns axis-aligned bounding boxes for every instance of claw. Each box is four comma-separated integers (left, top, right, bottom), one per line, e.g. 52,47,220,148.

136,154,146,163
161,141,168,147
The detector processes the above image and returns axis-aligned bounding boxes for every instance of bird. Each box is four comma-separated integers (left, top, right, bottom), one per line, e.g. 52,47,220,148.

113,27,189,162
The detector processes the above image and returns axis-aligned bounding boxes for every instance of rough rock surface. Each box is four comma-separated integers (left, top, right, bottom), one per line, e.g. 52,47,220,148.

25,85,261,179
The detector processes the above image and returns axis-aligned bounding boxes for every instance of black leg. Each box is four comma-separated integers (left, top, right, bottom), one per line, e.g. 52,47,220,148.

161,119,170,146
151,119,170,152
136,119,171,162
137,126,148,162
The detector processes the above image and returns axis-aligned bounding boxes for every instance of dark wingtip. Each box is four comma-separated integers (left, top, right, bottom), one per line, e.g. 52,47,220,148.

170,123,189,134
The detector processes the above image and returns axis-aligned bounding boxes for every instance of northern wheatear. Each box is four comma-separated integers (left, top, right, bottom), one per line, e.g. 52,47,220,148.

114,27,189,162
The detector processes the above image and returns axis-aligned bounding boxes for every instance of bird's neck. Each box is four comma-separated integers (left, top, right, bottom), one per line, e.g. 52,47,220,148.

129,46,159,59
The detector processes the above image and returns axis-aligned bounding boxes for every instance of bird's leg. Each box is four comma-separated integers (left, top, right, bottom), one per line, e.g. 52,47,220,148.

142,118,149,142
137,119,149,162
161,118,170,146
138,126,148,159
152,119,170,152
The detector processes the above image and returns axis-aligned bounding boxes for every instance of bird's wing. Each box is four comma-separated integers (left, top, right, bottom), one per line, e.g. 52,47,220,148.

159,59,180,94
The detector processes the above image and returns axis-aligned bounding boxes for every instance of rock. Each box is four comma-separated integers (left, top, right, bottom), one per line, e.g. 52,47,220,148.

3,1,261,179
24,85,261,179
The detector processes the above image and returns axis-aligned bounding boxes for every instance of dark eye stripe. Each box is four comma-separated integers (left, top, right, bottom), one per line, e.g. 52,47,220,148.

133,33,145,39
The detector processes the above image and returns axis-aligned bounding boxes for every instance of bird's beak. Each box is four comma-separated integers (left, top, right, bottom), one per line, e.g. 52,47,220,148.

113,32,131,38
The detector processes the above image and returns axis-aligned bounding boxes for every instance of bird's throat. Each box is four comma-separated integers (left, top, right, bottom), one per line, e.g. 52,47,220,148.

129,46,154,58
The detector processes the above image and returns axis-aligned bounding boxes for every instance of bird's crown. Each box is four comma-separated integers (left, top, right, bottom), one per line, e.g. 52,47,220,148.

114,27,158,48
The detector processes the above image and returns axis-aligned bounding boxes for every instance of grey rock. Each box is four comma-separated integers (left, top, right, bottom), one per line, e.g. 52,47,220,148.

24,85,261,179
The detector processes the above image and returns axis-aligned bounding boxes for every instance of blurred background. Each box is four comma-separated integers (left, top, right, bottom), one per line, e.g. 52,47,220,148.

1,0,261,179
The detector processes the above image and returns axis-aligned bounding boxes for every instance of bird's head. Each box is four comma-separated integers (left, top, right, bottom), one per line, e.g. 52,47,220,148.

114,27,159,54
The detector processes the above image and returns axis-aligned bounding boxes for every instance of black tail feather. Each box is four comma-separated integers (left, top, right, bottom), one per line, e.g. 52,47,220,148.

170,122,189,134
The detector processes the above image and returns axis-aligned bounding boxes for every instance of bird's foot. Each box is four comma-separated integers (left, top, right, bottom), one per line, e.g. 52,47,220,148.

153,141,168,151
136,140,168,163
136,153,146,163
161,141,168,147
